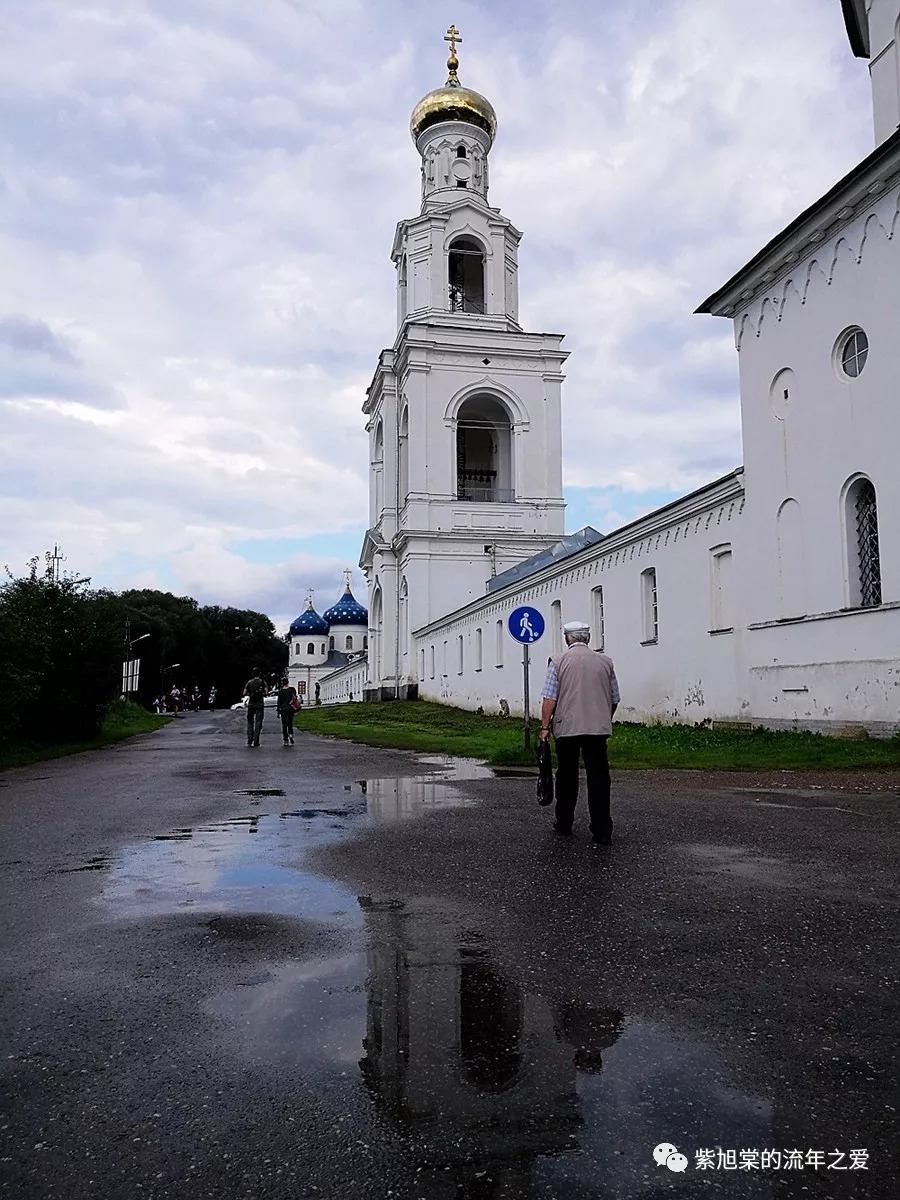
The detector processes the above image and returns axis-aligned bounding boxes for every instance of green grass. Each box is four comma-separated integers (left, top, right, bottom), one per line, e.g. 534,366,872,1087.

0,701,171,771
298,700,900,771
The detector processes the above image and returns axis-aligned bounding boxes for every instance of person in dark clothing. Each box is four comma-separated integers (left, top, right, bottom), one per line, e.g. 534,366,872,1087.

242,668,266,747
276,678,298,746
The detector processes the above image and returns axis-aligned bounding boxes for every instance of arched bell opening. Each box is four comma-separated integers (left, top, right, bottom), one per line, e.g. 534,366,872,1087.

456,394,513,502
448,237,485,314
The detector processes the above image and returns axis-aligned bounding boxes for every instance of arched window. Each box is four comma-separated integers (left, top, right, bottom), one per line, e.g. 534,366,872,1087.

776,499,805,617
845,477,882,607
294,642,300,655
306,642,314,655
398,407,409,504
373,421,384,517
363,635,368,650
399,577,409,656
321,642,326,654
329,635,335,651
456,394,513,503
448,237,485,314
345,635,353,651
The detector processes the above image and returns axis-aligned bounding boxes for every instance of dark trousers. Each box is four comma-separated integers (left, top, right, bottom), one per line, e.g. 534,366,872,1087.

554,735,612,838
279,708,294,742
246,706,264,746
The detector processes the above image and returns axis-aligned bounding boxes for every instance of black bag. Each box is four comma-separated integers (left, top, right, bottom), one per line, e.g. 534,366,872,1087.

536,739,554,807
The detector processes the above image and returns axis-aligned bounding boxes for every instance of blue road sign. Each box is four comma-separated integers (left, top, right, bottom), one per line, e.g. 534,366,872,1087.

508,606,545,644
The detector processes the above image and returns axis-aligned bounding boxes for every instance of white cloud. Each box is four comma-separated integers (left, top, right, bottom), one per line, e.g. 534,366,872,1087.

0,0,873,620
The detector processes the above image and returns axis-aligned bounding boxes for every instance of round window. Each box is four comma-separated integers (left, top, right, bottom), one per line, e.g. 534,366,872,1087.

838,328,868,379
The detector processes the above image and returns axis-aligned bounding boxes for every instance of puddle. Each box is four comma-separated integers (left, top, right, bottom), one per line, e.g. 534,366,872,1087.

207,898,773,1196
236,787,285,797
54,755,777,1195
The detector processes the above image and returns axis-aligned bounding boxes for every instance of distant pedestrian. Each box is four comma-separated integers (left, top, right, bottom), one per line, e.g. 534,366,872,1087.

540,621,620,846
152,696,161,715
242,668,266,747
208,685,217,710
276,677,298,746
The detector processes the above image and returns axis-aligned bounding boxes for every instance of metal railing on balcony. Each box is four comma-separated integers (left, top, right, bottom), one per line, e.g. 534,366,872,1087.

456,471,515,503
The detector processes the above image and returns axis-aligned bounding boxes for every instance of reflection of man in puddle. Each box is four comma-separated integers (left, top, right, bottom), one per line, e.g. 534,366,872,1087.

554,1001,625,1073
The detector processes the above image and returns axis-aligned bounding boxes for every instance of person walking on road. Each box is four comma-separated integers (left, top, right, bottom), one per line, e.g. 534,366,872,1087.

276,677,298,746
539,621,620,846
242,668,266,748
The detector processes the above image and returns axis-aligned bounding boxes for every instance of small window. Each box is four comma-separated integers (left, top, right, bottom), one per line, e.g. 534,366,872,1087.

430,645,436,679
457,634,464,675
306,642,314,655
495,619,504,667
641,568,658,643
456,181,467,188
321,642,326,654
345,635,353,651
329,636,335,651
550,599,562,657
475,627,483,671
363,635,368,650
420,648,426,680
591,586,605,651
456,146,467,159
838,328,869,378
295,643,300,655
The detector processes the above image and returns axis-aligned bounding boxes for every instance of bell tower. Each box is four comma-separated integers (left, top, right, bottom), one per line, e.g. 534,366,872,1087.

361,28,567,699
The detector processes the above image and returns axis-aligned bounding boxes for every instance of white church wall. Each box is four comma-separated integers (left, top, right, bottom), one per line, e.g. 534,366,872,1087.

413,476,747,726
730,181,900,729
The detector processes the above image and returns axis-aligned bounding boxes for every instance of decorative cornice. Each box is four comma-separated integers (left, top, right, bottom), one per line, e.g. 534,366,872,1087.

697,128,900,318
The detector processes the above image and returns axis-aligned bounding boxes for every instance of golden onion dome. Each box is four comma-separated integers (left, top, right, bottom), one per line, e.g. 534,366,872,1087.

410,84,497,143
410,25,497,143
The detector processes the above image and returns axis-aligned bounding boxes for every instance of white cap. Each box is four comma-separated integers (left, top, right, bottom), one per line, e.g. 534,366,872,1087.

563,620,590,634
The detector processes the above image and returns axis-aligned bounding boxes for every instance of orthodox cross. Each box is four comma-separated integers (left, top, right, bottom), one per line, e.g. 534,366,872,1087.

444,24,462,84
343,567,353,590
305,587,315,609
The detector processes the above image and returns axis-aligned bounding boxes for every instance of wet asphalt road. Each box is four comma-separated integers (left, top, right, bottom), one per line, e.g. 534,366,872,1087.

0,710,898,1200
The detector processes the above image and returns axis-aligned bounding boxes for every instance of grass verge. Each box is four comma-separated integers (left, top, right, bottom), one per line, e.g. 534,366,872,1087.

0,700,171,771
298,700,900,771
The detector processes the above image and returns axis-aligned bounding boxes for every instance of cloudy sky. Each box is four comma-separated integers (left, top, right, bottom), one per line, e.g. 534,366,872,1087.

0,0,872,628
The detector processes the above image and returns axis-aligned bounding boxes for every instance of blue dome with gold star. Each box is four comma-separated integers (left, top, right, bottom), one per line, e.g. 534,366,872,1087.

289,600,329,636
323,586,368,627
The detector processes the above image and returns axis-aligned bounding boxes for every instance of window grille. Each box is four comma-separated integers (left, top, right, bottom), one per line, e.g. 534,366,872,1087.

840,329,869,378
855,480,881,607
641,568,658,642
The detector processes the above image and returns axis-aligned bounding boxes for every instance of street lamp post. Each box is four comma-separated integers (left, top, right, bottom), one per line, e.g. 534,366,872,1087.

122,623,151,697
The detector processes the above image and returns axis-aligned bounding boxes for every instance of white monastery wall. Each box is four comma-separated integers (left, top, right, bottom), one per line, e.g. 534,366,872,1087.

318,658,367,705
414,476,747,726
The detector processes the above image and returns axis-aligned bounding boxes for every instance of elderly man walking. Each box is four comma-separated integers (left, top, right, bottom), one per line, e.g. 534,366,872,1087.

539,621,620,846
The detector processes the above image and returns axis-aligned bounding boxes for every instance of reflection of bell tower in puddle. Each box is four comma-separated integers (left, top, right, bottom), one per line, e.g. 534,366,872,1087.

358,896,624,1193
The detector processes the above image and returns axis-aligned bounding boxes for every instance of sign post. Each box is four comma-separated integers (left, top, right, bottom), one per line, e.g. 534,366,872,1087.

507,606,545,752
